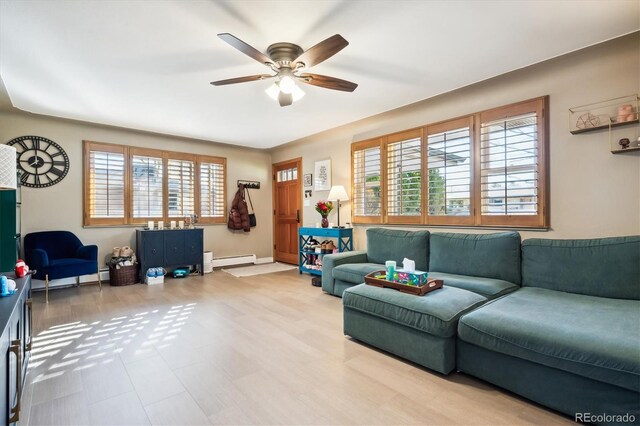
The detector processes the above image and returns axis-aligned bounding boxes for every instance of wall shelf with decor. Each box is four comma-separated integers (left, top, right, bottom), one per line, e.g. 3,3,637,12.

569,94,640,154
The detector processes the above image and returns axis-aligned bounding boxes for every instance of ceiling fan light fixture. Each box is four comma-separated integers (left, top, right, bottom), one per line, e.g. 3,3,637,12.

291,84,305,102
265,82,305,104
265,83,280,101
278,75,296,94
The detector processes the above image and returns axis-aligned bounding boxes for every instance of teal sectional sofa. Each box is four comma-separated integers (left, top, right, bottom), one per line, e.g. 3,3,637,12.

457,236,640,423
325,228,640,424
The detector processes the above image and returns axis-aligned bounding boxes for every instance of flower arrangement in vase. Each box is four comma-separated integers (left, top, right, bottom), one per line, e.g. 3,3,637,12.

315,200,334,228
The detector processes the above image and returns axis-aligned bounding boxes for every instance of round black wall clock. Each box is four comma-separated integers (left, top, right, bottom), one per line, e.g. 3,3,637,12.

6,135,70,188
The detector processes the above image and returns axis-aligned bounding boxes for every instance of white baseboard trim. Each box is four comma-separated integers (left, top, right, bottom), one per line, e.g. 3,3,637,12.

254,257,274,264
212,254,257,268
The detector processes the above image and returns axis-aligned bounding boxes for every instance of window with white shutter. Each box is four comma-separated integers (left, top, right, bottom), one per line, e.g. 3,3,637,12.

84,142,126,225
199,157,226,223
385,129,422,223
479,98,547,227
167,156,195,218
426,116,474,225
349,96,548,228
352,139,383,223
84,141,228,226
131,149,163,220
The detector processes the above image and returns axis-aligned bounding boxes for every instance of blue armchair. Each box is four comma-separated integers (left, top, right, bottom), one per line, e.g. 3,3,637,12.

24,231,101,302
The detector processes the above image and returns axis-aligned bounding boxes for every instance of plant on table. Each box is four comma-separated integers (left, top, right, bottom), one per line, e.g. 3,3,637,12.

315,200,334,228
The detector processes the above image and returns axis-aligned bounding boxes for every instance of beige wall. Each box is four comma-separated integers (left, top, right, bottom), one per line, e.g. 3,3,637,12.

0,111,274,264
270,33,640,250
1,34,638,266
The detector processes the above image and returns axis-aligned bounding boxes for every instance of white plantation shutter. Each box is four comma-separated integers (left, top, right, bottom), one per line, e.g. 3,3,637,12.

386,131,422,222
200,159,226,221
349,97,548,228
86,144,125,224
84,141,228,226
167,158,195,217
481,113,538,215
426,117,473,224
352,140,382,222
132,154,163,218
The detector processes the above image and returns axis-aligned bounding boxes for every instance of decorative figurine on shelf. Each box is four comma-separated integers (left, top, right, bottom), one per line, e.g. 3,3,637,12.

315,200,334,228
616,105,637,122
14,259,29,278
619,138,631,149
576,112,601,129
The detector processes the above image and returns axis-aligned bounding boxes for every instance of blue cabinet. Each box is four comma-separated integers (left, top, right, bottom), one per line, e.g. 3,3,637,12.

136,229,204,280
0,274,31,424
298,227,353,276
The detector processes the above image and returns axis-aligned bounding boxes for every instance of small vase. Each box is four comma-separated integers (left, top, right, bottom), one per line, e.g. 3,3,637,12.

321,217,329,228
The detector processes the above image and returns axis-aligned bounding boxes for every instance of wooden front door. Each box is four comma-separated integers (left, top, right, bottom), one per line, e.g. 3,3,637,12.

272,158,302,264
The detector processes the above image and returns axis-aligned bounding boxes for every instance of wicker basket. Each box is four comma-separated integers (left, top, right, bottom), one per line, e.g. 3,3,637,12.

109,264,138,286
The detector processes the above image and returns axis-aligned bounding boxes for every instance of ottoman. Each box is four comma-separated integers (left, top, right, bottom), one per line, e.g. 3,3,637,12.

343,283,487,374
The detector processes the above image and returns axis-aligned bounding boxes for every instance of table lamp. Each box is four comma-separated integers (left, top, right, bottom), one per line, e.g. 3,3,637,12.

0,145,17,190
327,185,349,228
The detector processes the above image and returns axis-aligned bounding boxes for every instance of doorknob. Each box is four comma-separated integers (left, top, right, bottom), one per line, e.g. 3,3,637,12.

296,210,300,223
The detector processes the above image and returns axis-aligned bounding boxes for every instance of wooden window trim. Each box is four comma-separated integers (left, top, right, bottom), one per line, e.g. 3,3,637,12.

384,128,423,225
425,116,475,226
198,155,227,224
83,141,129,227
476,97,548,228
351,138,384,224
129,147,165,224
350,96,550,229
83,141,228,227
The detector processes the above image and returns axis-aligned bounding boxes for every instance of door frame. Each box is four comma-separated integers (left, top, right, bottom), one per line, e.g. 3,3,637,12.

272,157,303,263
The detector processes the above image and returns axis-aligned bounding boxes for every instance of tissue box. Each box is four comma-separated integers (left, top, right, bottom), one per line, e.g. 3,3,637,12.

394,269,429,286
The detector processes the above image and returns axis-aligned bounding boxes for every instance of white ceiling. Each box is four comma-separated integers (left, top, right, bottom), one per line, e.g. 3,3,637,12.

1,1,638,149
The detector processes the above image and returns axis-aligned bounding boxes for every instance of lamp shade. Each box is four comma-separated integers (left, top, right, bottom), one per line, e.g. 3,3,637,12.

0,144,17,190
328,185,349,201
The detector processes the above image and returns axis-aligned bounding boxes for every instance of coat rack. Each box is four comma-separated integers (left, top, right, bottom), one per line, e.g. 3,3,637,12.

237,180,260,189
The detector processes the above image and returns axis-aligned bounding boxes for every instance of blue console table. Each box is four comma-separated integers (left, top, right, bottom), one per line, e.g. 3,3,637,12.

298,227,353,276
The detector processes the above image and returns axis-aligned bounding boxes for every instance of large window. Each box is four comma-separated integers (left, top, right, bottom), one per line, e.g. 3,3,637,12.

426,116,474,225
478,99,546,227
385,129,422,224
350,97,549,228
352,139,383,223
83,141,227,226
131,149,163,219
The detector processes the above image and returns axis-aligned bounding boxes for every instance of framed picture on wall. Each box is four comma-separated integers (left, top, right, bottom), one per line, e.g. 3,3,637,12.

314,159,331,191
303,173,313,187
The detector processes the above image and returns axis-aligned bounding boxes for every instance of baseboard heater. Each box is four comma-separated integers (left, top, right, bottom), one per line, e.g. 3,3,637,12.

212,254,257,268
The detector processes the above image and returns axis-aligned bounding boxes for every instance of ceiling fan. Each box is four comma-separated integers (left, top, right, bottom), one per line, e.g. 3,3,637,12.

211,33,358,107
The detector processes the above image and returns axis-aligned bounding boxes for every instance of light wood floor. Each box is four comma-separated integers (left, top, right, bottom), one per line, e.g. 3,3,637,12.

22,269,573,426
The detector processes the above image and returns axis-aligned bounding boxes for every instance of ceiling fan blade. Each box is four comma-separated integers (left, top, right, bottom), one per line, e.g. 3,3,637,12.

292,34,348,69
218,33,276,67
298,73,358,92
278,91,293,107
210,74,274,86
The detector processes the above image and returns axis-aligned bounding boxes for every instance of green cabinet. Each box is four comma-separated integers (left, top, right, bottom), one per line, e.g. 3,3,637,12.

0,189,18,273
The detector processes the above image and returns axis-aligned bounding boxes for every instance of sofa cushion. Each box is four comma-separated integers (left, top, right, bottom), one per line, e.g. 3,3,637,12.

366,228,429,272
458,287,640,392
429,232,521,285
333,263,384,284
427,272,518,299
343,284,486,338
522,236,640,300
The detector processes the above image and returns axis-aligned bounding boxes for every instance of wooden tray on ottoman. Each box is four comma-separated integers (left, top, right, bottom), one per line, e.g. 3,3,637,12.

364,270,443,296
